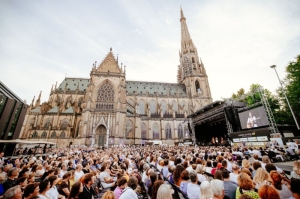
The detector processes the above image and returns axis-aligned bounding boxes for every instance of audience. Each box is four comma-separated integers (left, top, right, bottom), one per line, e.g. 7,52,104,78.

0,143,300,199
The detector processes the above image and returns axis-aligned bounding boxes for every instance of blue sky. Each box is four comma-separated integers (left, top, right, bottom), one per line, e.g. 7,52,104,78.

1,0,300,103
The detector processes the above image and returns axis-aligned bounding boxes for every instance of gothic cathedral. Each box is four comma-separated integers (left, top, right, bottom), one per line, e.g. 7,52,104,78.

19,9,213,147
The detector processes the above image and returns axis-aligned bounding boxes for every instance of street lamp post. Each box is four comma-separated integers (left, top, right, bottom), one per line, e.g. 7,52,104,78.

270,65,300,130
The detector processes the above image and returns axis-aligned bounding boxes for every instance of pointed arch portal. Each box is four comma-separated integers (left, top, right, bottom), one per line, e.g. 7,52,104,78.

96,125,107,147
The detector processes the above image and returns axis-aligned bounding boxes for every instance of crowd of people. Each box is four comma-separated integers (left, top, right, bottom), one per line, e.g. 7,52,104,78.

0,143,300,199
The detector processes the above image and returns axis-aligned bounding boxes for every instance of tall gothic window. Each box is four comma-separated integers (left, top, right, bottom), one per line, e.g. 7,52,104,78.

165,123,172,139
161,100,167,114
149,100,157,114
61,119,69,130
195,80,201,93
31,131,38,138
141,122,147,139
50,131,56,138
60,131,65,138
138,100,145,115
153,123,159,139
44,118,51,130
178,124,183,139
125,120,133,138
41,131,47,138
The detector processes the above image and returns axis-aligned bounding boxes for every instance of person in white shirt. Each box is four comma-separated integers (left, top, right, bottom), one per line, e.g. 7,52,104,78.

99,164,115,188
59,164,67,178
229,164,239,184
74,164,84,182
46,175,65,199
119,177,138,199
187,171,201,199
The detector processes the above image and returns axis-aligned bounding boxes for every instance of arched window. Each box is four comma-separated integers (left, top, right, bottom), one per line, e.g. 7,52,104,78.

165,123,172,139
97,81,115,102
192,57,195,63
161,100,167,114
50,131,56,138
60,119,68,130
178,124,183,139
43,118,51,130
195,80,201,93
125,120,133,138
153,123,159,139
138,100,145,115
60,131,65,138
172,101,178,113
41,131,47,138
141,122,147,139
31,131,38,138
149,100,157,114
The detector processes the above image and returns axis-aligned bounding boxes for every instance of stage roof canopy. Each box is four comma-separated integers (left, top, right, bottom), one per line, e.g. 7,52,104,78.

0,139,56,145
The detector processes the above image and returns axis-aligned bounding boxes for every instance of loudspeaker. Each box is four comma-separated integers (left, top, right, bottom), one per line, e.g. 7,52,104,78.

224,107,235,125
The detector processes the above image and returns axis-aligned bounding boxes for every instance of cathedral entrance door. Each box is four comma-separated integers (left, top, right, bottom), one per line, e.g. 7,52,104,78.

96,125,106,147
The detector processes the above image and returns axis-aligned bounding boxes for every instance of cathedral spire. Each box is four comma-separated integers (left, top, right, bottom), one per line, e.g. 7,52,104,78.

35,91,42,107
180,7,196,54
31,96,35,107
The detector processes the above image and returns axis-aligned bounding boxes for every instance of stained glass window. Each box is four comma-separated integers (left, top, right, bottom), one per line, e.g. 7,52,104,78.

141,122,147,139
61,119,68,130
178,124,183,139
153,123,159,139
126,120,133,138
97,82,115,102
165,123,172,139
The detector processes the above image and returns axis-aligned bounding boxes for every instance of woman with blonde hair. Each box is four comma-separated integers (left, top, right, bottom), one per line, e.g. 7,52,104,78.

200,181,213,199
156,184,173,199
253,168,271,190
196,164,207,183
291,161,300,179
242,159,252,173
101,190,116,199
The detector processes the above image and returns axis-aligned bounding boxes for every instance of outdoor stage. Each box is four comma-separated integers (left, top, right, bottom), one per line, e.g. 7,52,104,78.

189,101,246,146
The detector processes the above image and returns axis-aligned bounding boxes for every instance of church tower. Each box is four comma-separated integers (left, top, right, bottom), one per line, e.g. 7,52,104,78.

177,8,212,100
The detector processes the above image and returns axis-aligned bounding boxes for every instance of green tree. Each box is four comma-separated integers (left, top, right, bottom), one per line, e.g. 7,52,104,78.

280,55,300,125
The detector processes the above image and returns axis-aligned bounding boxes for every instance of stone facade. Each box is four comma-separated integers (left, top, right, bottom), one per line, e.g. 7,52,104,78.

19,9,213,147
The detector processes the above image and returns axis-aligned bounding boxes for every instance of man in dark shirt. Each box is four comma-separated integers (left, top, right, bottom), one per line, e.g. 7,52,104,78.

79,173,96,199
222,169,237,199
3,168,19,192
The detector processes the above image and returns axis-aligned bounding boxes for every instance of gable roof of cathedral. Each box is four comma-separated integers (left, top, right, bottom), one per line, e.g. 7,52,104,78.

97,49,122,73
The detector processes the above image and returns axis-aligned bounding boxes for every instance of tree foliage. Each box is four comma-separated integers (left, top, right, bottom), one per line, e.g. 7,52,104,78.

281,55,300,125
